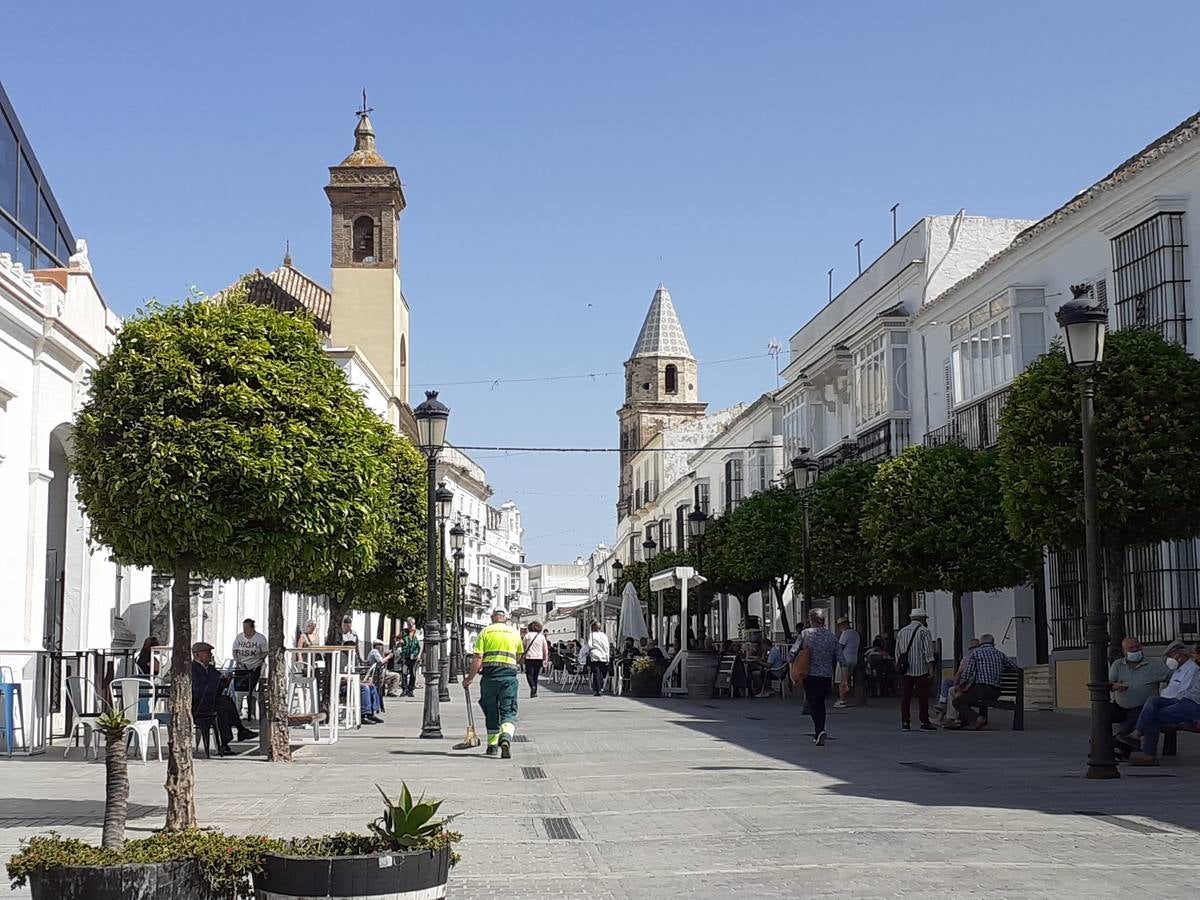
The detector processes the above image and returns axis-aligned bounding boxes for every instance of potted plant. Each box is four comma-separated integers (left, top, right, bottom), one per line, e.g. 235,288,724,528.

629,656,664,697
254,783,460,899
7,831,270,900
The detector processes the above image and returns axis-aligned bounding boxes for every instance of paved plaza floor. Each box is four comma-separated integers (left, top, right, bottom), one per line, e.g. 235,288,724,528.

2,678,1199,898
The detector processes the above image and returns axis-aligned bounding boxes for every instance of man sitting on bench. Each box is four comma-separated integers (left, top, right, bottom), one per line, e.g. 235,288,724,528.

1123,641,1200,767
948,634,1018,730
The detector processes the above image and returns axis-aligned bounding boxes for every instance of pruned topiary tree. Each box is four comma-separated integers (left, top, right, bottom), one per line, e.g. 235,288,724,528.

72,291,395,823
862,443,1039,664
998,328,1200,655
808,460,887,655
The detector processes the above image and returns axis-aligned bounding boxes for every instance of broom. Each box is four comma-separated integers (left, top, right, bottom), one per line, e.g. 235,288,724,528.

451,683,480,749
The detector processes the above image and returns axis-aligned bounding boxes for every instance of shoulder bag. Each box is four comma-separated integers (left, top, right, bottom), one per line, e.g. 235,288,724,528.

894,626,922,677
789,631,812,685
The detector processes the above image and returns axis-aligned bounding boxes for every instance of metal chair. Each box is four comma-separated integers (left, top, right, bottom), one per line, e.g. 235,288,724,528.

64,675,103,759
110,677,163,764
0,666,26,757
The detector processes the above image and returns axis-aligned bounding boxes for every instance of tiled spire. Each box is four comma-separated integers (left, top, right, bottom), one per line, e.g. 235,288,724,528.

629,283,694,360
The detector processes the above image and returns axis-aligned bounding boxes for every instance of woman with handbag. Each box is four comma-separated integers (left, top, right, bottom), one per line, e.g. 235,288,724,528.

522,621,551,697
789,608,840,746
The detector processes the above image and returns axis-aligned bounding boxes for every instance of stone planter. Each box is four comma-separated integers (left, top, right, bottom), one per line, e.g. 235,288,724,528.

30,860,216,900
630,666,663,697
255,846,450,899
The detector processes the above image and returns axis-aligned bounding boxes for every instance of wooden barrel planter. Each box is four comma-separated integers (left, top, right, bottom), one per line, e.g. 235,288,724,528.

30,860,217,900
255,846,450,899
685,651,720,700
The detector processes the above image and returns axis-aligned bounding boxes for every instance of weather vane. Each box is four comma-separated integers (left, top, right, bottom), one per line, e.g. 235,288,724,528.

357,88,373,119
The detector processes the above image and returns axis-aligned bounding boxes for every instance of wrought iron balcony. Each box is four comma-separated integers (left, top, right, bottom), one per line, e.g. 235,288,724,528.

924,386,1012,450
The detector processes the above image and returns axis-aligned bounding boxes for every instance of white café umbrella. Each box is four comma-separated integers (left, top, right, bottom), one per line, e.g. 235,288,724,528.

619,582,650,640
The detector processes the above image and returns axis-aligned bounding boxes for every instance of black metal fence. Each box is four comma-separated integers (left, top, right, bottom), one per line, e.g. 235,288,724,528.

1048,537,1200,649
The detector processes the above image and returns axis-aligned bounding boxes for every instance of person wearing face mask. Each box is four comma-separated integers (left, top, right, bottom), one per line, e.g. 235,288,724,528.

1109,637,1171,742
1121,640,1200,766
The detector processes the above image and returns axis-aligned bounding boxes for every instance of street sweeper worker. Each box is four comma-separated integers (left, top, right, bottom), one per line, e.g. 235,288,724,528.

462,608,523,758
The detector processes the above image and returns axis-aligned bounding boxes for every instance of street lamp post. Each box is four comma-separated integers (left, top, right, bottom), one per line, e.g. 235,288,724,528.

449,524,466,679
791,449,819,621
595,574,606,640
687,510,708,645
1057,288,1118,780
435,482,454,702
414,391,449,739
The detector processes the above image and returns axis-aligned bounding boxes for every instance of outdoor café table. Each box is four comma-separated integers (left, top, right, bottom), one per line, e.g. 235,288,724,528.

287,646,352,744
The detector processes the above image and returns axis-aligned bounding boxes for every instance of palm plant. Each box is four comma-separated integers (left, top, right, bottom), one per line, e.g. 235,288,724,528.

96,708,131,849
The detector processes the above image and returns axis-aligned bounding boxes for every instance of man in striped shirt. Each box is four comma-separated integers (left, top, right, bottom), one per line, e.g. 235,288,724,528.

894,609,938,731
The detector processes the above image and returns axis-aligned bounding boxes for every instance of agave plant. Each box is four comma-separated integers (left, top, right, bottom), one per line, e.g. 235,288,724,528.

368,783,458,850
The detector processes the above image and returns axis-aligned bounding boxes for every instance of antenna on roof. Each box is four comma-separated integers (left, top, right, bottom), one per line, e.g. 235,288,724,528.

854,239,863,275
827,268,834,304
890,203,900,243
767,340,783,387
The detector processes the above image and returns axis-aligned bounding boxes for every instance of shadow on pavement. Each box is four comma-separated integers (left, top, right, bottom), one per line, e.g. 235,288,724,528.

0,798,165,827
623,691,1200,835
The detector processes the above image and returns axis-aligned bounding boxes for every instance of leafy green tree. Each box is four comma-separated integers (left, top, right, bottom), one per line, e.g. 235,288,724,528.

698,512,765,630
998,329,1200,654
862,443,1039,663
72,294,393,822
808,460,886,643
312,432,428,642
612,547,706,641
717,487,802,640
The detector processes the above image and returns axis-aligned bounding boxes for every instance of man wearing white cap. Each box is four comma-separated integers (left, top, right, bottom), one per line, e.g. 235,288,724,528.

894,608,937,731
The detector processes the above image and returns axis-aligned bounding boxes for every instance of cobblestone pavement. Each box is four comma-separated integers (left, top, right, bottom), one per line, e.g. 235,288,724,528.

3,678,1200,898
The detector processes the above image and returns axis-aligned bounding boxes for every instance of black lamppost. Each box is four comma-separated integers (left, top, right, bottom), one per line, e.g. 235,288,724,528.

642,535,658,631
414,391,449,739
595,575,606,637
791,449,819,620
1057,287,1117,780
435,482,454,702
449,523,466,680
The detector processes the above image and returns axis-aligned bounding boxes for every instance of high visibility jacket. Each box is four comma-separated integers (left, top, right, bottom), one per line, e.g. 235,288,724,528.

474,623,523,674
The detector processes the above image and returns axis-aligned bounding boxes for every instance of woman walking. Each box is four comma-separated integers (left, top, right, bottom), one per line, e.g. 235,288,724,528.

791,608,840,746
522,621,551,697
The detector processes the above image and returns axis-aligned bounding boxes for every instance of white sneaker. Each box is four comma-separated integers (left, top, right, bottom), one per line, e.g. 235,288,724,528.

833,700,847,709
815,730,827,746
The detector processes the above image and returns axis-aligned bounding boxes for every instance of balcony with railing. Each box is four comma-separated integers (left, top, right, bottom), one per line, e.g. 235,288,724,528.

924,387,1012,450
856,418,912,464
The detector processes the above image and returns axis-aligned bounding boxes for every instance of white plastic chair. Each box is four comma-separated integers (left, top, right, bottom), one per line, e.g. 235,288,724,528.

338,671,361,729
110,678,162,764
64,675,102,759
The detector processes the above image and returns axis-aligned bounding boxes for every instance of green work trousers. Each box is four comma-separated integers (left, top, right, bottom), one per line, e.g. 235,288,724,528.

479,670,519,745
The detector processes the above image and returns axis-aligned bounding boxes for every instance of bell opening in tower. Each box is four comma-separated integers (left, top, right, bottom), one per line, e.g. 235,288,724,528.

352,215,375,262
665,364,678,394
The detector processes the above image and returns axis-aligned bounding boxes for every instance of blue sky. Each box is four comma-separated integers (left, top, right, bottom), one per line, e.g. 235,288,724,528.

7,2,1200,561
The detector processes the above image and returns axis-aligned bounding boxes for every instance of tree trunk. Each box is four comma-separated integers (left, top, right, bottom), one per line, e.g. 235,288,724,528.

736,594,750,628
164,559,196,831
326,594,350,646
266,582,291,762
772,577,793,642
1104,545,1126,662
880,592,895,648
951,590,964,668
101,725,129,849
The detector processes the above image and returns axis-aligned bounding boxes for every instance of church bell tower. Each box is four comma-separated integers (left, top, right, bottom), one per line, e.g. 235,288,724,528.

326,95,411,419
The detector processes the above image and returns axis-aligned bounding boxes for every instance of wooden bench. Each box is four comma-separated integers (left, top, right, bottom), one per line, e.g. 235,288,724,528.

978,669,1025,730
1162,721,1200,756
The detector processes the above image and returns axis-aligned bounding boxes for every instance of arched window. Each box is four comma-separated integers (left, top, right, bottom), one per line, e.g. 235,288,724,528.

665,364,678,394
352,215,375,262
399,334,407,369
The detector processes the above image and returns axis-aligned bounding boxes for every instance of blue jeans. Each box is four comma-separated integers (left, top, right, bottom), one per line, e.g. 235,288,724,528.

1136,696,1200,756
